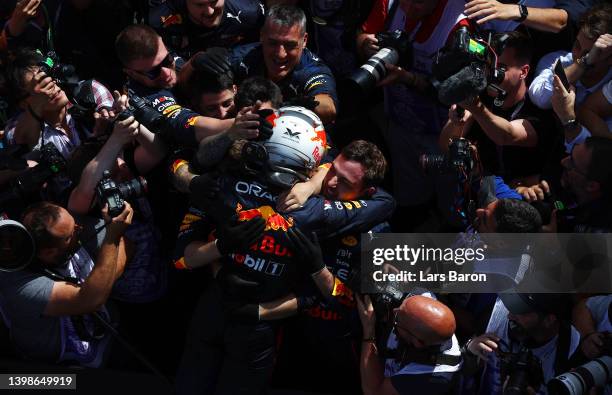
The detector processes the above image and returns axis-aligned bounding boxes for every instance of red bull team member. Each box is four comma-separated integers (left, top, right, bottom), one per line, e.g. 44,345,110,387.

175,107,395,395
149,0,265,59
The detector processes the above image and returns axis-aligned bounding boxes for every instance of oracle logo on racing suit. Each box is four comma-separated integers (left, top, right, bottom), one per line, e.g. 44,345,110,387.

235,181,276,201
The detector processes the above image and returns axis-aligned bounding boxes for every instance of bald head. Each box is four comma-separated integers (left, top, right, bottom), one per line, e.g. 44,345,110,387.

397,295,456,346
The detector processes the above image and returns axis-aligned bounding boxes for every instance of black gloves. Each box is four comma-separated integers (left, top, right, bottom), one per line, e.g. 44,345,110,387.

188,172,221,210
255,109,274,141
216,215,266,255
287,228,325,275
192,47,232,77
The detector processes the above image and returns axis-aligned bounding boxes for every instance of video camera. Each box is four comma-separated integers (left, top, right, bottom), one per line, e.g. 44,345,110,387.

0,143,66,205
347,30,412,95
432,27,508,107
498,346,544,395
95,169,147,218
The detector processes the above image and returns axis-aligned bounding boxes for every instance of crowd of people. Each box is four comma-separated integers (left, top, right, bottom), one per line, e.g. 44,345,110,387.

0,0,611,394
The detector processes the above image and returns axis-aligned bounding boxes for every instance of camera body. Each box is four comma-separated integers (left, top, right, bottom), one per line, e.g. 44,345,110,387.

95,170,147,218
347,30,413,95
37,51,79,93
420,137,474,175
115,90,175,142
499,346,544,395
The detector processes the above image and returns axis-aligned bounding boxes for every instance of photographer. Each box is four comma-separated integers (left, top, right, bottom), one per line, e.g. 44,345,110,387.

357,0,469,231
355,293,461,395
149,0,264,59
466,292,580,395
515,137,612,232
114,24,235,147
0,201,133,367
440,31,556,186
67,96,167,303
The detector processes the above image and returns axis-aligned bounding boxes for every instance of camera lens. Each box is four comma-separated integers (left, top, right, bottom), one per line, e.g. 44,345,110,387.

0,220,35,272
347,48,399,95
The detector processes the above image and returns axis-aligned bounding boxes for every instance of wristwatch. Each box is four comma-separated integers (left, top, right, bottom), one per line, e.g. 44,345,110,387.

517,4,529,22
575,53,593,69
562,119,580,131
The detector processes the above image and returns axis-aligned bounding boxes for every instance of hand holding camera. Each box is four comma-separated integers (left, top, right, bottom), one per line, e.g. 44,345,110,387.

109,115,139,147
467,333,500,361
102,201,134,242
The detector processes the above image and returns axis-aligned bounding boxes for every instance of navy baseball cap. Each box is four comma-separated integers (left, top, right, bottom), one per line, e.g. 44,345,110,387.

499,292,567,316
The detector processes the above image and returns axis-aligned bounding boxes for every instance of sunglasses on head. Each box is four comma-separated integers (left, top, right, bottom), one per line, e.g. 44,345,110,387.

136,52,174,80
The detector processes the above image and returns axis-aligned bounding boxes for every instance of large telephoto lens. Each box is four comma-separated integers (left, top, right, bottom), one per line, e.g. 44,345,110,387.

347,48,399,95
548,356,612,395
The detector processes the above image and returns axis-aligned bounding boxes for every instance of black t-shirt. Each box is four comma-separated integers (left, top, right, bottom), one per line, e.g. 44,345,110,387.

466,95,556,182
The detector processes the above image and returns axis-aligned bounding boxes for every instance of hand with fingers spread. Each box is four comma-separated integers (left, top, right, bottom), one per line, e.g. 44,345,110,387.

448,104,471,127
466,333,500,361
551,75,576,124
227,107,260,141
8,0,42,37
216,215,266,255
465,0,521,25
516,180,550,202
286,227,325,276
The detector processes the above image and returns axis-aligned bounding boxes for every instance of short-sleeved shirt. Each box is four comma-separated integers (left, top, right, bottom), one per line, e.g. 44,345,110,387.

149,0,265,58
229,43,338,106
466,96,557,181
0,248,110,367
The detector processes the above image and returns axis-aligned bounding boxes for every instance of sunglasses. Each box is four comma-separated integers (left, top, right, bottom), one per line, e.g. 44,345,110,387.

133,52,175,80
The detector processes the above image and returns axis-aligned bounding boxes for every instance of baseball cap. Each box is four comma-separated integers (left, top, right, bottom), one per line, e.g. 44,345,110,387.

499,292,567,316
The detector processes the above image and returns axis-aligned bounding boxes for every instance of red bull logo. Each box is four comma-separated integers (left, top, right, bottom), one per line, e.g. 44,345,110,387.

161,14,182,27
310,128,327,148
235,204,294,232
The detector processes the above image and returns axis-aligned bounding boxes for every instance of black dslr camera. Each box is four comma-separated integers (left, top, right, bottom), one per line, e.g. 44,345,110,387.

115,90,175,142
420,137,474,175
499,346,544,395
95,170,147,217
0,143,66,205
347,30,413,95
37,51,79,93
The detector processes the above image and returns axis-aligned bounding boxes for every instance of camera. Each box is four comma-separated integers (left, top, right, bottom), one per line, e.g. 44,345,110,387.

420,137,474,175
37,51,79,94
499,346,544,395
0,143,66,205
432,27,508,106
95,170,147,218
347,30,412,95
115,90,175,142
548,354,612,395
